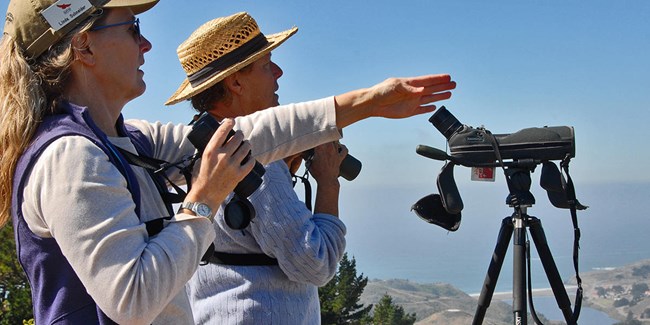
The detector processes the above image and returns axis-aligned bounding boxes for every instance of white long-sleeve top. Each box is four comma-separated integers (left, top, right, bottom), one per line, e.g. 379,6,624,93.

19,97,339,324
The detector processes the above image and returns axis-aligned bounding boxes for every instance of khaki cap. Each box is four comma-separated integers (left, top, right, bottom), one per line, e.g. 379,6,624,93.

3,0,158,60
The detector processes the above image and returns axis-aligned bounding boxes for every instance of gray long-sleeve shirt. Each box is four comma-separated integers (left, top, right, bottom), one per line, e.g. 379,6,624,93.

186,160,347,324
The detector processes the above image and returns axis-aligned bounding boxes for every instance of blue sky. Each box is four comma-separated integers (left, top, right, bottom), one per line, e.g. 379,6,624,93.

116,0,650,186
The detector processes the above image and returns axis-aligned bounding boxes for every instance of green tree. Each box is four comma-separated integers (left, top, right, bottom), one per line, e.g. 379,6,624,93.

612,285,625,294
0,223,33,324
613,298,630,308
642,308,650,319
614,311,642,325
632,265,650,279
370,294,416,325
319,253,372,324
631,283,649,302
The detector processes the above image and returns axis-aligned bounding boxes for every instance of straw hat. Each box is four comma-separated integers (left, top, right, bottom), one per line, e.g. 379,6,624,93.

165,12,298,106
4,0,159,60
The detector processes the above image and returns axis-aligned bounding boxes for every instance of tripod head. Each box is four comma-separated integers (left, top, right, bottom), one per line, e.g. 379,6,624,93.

503,163,536,208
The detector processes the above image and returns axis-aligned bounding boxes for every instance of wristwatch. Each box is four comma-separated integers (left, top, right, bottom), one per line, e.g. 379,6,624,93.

179,201,213,222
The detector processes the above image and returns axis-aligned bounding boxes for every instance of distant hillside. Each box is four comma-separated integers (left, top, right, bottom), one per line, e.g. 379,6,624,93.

359,279,556,325
360,259,650,324
573,259,650,322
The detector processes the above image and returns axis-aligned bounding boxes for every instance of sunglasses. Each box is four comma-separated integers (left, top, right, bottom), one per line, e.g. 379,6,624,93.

90,18,141,42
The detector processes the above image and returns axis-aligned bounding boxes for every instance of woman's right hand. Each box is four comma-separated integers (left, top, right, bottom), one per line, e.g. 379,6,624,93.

185,118,255,209
334,74,456,128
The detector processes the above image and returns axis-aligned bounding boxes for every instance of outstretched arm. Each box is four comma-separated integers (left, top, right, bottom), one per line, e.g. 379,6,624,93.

232,74,455,165
334,74,455,128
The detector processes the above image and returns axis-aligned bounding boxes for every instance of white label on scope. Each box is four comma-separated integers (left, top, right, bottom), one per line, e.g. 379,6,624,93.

471,167,495,182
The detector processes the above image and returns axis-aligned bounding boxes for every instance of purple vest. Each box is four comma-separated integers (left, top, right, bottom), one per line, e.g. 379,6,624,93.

11,102,152,324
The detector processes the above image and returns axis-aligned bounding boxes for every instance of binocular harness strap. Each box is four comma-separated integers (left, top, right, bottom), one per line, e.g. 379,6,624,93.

291,172,313,212
115,147,194,234
207,251,279,266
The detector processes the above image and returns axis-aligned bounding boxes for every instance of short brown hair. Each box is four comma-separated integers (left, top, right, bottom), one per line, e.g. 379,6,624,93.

189,64,253,113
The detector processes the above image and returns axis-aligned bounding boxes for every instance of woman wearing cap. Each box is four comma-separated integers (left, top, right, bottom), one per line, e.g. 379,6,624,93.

1,1,251,324
1,0,454,324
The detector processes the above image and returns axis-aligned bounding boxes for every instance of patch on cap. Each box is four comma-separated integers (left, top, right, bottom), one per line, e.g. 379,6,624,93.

41,0,93,31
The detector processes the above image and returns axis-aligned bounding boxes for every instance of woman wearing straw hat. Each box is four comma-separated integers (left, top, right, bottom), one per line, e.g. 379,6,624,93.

170,12,349,325
165,12,456,324
1,2,453,324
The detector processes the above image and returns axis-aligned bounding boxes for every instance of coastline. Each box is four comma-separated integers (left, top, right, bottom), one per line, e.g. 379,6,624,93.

469,285,579,300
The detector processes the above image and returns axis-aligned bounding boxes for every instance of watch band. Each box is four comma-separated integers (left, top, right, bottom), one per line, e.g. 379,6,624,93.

179,201,214,222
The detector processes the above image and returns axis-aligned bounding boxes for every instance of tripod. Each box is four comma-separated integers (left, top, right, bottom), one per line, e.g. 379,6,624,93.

472,166,576,325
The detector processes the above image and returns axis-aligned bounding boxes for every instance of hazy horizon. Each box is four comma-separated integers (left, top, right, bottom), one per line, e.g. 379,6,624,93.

339,180,649,293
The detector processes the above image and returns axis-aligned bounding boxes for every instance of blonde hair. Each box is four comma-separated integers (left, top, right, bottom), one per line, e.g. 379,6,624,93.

0,16,100,228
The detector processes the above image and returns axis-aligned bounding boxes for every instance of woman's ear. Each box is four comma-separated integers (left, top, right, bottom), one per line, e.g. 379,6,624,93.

224,73,243,95
71,33,95,65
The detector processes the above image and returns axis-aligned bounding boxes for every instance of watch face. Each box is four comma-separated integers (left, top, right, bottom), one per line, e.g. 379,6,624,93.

196,203,212,217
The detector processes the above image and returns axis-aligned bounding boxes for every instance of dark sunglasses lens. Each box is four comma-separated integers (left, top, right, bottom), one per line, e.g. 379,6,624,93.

134,20,141,41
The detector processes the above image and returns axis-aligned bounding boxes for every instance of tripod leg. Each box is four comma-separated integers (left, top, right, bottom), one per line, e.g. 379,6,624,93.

473,217,513,325
513,211,528,325
528,217,575,325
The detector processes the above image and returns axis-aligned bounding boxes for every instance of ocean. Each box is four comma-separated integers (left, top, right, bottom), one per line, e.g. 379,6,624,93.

336,180,649,323
514,296,618,324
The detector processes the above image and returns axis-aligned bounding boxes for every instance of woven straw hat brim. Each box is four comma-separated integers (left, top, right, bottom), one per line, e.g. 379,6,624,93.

104,0,159,15
165,27,298,106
